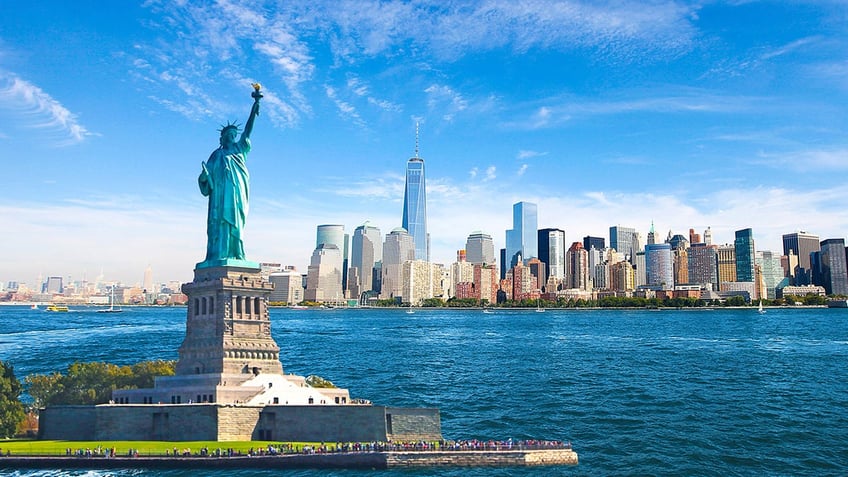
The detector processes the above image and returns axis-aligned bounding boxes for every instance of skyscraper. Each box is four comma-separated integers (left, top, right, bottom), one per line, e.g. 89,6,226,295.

735,228,756,282
610,225,638,262
782,231,820,285
717,244,737,283
305,244,343,303
381,227,415,300
402,129,428,261
349,222,382,297
583,236,605,251
687,243,718,289
644,243,674,289
505,201,538,269
818,238,848,295
465,231,496,266
566,242,590,290
538,228,566,283
316,224,347,294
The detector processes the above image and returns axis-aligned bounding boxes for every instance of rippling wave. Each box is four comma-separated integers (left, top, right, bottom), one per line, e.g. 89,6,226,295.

2,305,847,475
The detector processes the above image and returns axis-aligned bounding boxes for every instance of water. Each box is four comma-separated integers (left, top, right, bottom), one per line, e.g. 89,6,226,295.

2,305,847,476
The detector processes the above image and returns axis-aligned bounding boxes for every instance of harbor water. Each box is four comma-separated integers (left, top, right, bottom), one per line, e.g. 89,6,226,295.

1,305,847,476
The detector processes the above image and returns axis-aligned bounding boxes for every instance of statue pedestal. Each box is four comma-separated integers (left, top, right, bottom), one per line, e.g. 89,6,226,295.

177,265,282,376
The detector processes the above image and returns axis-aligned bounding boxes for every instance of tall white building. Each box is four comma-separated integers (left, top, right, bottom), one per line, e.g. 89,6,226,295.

381,228,415,300
305,244,343,303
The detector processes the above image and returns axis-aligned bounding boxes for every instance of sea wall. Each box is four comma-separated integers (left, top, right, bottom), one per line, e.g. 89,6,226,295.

38,406,97,440
386,449,579,467
0,449,578,470
38,403,442,442
386,407,441,441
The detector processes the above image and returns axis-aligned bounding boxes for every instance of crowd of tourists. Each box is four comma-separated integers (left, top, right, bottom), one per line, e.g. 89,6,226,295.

47,439,570,459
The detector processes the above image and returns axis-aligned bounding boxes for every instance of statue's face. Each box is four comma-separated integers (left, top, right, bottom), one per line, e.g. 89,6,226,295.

220,128,238,146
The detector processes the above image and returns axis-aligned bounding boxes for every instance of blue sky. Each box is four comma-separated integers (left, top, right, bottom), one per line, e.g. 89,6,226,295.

2,1,847,287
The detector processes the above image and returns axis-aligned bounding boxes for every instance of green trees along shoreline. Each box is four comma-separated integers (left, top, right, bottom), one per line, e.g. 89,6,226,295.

0,361,26,438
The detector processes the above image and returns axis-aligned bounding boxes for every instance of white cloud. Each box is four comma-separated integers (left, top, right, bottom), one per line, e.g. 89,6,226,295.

517,150,548,160
517,164,528,176
312,0,698,61
0,72,95,145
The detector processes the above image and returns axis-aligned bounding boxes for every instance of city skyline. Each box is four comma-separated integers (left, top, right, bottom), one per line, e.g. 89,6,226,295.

2,2,848,285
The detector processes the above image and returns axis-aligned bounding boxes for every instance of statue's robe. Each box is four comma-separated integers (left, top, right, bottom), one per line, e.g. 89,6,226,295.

199,136,251,262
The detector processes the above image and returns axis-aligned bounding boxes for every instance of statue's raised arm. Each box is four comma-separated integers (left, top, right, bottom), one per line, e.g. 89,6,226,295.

241,83,263,142
197,84,263,268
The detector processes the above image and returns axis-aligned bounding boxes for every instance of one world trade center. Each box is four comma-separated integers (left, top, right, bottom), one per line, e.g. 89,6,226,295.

402,127,429,261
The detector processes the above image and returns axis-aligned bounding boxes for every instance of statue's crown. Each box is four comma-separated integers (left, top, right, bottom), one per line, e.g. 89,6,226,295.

219,121,240,134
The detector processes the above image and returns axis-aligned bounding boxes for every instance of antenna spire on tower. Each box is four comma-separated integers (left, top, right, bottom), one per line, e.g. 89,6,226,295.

415,121,419,158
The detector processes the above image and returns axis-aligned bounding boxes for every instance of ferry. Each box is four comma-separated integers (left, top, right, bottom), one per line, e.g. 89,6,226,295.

46,304,70,312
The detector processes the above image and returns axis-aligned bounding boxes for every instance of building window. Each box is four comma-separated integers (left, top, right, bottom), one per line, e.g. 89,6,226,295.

308,397,314,404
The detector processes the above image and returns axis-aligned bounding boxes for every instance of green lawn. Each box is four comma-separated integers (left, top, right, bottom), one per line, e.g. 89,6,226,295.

0,439,329,456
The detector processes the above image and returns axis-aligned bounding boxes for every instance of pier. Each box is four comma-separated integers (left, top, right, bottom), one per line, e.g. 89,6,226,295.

0,449,578,470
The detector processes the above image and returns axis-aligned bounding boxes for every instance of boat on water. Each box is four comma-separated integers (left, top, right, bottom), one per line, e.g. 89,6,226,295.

482,307,494,314
30,304,38,310
536,299,545,313
97,287,123,313
758,300,766,314
46,304,69,312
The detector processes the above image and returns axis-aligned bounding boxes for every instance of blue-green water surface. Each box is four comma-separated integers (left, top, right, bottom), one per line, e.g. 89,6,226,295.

1,305,847,476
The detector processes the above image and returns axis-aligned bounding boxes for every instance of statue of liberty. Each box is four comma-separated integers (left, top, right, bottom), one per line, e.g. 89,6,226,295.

197,84,262,267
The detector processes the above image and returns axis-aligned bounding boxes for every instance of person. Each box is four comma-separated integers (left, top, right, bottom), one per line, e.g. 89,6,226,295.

198,84,262,264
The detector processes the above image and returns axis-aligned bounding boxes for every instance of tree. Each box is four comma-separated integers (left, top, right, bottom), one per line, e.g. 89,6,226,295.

0,361,26,437
26,360,176,406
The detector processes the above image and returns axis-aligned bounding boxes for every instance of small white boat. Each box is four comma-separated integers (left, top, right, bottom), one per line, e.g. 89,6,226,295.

536,299,545,313
30,304,38,310
97,287,123,313
757,300,766,314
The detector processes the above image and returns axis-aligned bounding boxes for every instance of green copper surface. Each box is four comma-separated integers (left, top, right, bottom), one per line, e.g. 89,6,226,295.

197,86,262,269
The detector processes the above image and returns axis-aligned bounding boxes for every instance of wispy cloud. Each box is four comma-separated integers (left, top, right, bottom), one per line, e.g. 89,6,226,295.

312,0,698,62
424,84,468,122
517,150,548,160
759,36,820,60
517,164,528,176
325,85,367,129
347,75,403,112
0,72,94,145
756,148,848,171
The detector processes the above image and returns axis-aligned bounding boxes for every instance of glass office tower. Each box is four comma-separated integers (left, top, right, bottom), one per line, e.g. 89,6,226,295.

505,201,538,269
402,157,428,261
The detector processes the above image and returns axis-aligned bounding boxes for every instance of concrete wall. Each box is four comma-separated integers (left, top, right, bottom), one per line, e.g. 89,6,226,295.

261,405,388,442
38,406,97,440
217,405,261,441
39,403,442,443
96,405,219,441
386,407,441,441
